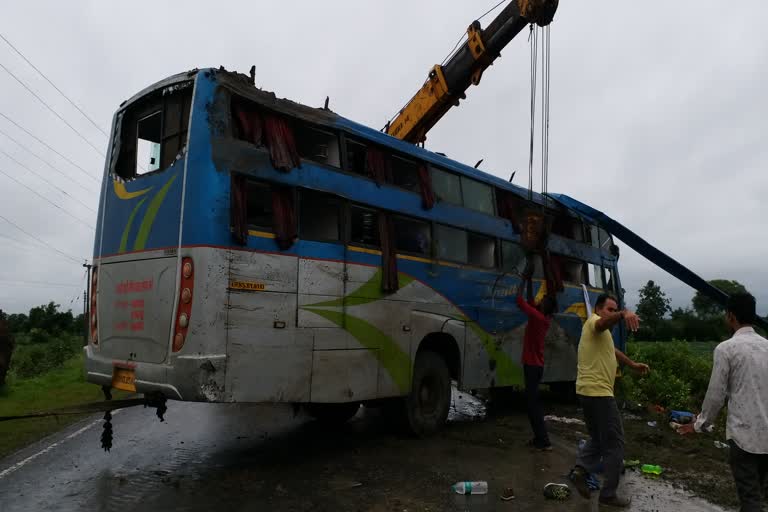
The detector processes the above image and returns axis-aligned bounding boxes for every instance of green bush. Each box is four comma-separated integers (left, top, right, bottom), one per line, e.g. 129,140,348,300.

9,332,83,380
619,341,713,410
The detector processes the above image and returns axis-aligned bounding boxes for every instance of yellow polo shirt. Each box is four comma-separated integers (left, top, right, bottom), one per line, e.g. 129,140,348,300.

576,314,617,397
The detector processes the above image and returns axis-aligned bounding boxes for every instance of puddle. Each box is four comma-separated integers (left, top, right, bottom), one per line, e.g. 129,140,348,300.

448,387,486,422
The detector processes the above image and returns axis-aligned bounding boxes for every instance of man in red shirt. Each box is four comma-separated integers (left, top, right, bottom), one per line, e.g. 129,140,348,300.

516,291,557,450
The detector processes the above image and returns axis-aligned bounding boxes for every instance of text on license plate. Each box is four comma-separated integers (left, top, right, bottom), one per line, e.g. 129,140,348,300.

112,368,136,392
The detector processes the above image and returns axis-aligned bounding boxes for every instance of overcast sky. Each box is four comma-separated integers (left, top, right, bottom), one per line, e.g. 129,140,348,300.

1,1,766,317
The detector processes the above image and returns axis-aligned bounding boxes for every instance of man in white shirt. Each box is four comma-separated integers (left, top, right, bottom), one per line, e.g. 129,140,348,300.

679,293,768,511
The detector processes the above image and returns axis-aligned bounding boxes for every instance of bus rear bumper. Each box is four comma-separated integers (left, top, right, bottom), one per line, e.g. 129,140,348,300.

84,346,228,402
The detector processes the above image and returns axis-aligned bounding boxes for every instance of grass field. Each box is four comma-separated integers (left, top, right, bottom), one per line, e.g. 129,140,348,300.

0,355,106,459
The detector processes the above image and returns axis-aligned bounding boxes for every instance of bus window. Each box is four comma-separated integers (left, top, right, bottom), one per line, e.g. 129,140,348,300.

435,225,468,263
599,228,612,251
561,257,588,284
586,224,600,248
136,112,162,173
349,205,379,247
552,214,584,242
590,264,604,288
431,167,462,205
299,191,342,242
461,177,494,215
391,155,420,192
468,232,497,268
112,82,192,180
295,125,341,167
393,216,431,256
345,137,368,177
501,240,526,275
604,267,615,292
246,181,274,231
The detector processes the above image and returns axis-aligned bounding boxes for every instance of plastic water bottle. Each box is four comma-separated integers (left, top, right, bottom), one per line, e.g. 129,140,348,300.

641,464,663,475
452,481,488,495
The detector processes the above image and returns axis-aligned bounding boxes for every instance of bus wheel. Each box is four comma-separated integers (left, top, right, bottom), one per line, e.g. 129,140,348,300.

404,350,451,437
305,403,360,425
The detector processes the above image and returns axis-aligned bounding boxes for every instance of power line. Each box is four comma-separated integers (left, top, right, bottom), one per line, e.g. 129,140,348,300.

0,110,100,183
0,149,95,213
0,278,83,289
0,126,97,192
0,33,109,136
0,165,94,230
0,213,83,264
0,59,105,156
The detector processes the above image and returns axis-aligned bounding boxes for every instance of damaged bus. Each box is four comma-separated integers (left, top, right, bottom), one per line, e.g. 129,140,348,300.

86,68,624,434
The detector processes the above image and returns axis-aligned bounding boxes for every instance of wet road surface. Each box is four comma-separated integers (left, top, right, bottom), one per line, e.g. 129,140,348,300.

0,391,733,511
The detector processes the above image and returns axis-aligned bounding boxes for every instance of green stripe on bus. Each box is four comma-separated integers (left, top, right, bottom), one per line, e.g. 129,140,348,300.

303,308,411,393
119,196,148,253
466,321,524,386
308,270,414,308
133,174,177,251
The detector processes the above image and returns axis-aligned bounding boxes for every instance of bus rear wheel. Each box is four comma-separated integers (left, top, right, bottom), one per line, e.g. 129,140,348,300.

402,350,451,437
305,402,360,425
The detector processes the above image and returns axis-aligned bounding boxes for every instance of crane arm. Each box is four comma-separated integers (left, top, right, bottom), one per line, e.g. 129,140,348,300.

386,0,559,144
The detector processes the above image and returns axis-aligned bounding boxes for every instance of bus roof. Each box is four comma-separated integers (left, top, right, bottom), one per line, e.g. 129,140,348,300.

120,67,554,211
212,68,551,208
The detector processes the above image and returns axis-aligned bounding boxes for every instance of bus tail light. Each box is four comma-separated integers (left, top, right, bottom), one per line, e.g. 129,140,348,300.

90,266,98,345
173,258,194,352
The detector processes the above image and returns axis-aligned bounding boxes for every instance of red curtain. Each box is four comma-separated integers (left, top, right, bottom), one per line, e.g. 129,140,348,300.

542,252,564,295
271,186,297,250
264,115,301,172
230,174,248,245
378,213,399,293
233,104,264,145
496,190,523,233
366,146,391,186
417,164,435,210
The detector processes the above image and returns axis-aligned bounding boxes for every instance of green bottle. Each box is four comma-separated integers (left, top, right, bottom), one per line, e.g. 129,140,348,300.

641,464,663,475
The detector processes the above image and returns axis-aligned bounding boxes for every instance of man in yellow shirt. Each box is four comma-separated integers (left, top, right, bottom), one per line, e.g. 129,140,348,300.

571,293,650,508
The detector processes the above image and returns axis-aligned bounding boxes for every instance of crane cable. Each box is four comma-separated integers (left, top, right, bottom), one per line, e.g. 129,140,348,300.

541,25,551,204
527,25,538,202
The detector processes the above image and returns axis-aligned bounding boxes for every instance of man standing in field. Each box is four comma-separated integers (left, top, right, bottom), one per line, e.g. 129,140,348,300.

678,293,768,511
515,290,557,451
570,293,649,508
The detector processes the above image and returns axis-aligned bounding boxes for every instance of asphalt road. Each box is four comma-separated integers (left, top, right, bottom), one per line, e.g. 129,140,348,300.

0,394,733,512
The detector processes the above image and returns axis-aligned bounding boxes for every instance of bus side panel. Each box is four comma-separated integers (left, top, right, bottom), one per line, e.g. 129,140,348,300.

224,250,313,402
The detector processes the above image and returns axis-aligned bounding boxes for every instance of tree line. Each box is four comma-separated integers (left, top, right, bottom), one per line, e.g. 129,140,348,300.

634,279,763,341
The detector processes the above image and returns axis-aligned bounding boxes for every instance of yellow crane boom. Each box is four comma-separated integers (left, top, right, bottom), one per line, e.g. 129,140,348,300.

386,0,558,144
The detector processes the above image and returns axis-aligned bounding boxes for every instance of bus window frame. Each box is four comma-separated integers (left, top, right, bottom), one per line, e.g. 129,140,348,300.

467,231,498,269
347,203,381,250
430,165,464,206
294,122,342,170
391,214,432,258
434,223,469,264
297,188,345,245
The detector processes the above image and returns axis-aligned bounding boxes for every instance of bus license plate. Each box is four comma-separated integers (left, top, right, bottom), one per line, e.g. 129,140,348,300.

112,368,136,392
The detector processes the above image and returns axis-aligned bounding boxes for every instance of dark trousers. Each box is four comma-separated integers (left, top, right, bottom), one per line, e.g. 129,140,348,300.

576,395,624,499
524,364,549,447
729,440,768,511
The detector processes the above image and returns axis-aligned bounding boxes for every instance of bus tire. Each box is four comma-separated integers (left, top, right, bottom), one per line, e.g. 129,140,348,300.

403,350,451,437
305,402,360,425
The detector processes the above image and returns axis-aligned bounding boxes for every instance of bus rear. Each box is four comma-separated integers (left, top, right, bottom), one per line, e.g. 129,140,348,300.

86,71,202,400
